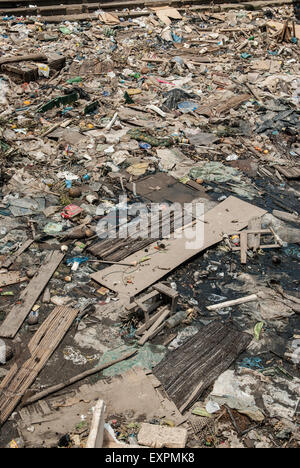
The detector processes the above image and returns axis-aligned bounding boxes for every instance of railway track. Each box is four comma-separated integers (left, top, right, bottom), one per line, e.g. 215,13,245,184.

0,0,298,22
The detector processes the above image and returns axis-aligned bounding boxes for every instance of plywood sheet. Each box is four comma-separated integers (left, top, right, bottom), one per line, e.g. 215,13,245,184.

91,196,267,297
0,306,78,425
17,368,183,448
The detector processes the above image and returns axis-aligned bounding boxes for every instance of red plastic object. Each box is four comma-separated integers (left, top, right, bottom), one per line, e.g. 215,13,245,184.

61,204,83,219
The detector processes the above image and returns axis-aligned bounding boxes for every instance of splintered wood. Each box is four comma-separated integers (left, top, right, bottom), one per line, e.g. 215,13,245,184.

0,250,64,339
153,321,252,413
0,306,78,426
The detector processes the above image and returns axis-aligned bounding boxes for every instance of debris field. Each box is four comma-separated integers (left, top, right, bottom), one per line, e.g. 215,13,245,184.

0,0,299,449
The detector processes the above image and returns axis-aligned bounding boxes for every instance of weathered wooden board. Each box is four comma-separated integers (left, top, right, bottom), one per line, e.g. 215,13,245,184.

248,217,262,251
91,197,267,297
276,166,300,179
0,305,78,426
0,251,64,338
153,321,252,413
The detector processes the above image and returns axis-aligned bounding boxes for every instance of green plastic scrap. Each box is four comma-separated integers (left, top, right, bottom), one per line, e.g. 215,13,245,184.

254,321,264,341
37,92,78,113
97,343,166,377
191,407,212,418
60,26,72,35
0,140,10,153
240,52,252,59
67,77,83,84
263,365,294,381
124,91,134,104
189,162,241,183
127,129,172,147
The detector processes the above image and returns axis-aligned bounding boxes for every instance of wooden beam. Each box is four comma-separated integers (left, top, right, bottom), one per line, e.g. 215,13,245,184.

22,349,137,407
0,53,47,66
136,306,169,336
240,231,248,264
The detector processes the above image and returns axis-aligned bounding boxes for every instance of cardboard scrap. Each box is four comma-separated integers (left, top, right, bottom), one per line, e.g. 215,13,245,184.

267,21,300,40
151,7,182,26
98,12,120,25
17,368,184,448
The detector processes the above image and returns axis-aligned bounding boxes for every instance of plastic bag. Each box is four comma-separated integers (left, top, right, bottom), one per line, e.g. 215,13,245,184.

162,88,197,110
37,63,50,78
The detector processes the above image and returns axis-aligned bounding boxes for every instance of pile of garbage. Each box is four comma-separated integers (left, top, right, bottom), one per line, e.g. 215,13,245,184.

0,3,299,449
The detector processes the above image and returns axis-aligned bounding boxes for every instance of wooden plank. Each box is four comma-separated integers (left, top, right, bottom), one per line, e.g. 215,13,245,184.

153,321,252,413
153,283,179,299
0,251,64,338
240,231,248,264
86,400,106,448
248,217,262,251
0,53,47,66
215,93,251,114
276,166,300,179
0,306,78,426
136,306,169,336
232,243,279,251
138,306,170,346
91,197,267,297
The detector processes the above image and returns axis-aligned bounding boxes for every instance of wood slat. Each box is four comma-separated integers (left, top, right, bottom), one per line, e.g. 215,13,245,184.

0,251,64,339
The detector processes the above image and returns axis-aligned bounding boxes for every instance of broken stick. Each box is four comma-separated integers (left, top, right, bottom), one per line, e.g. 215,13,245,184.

207,294,259,311
22,349,137,407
